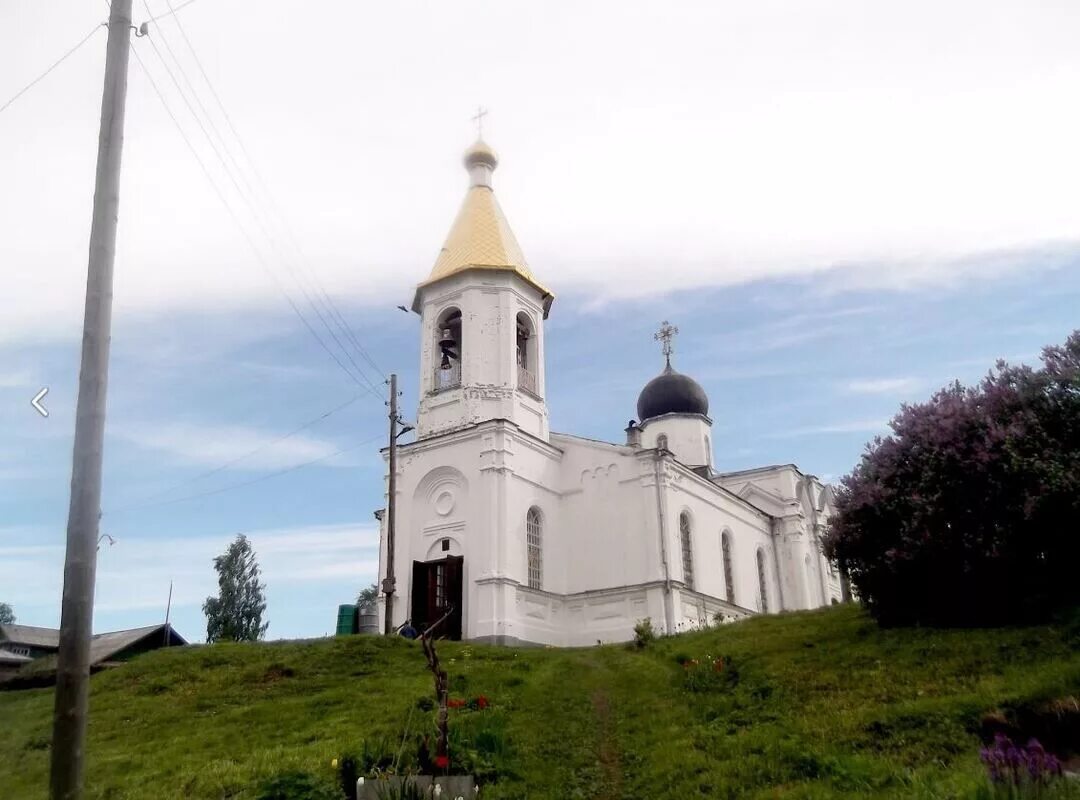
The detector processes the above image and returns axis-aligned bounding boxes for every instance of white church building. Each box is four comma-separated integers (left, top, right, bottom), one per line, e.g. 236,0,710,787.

375,139,844,646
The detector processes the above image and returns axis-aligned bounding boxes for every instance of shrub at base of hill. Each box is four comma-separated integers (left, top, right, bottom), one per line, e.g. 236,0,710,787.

824,331,1080,627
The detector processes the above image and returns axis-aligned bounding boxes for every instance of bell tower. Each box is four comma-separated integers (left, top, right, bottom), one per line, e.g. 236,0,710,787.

411,139,554,441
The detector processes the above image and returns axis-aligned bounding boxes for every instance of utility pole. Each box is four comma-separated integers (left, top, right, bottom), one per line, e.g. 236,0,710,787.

163,581,173,646
383,373,399,635
50,2,132,798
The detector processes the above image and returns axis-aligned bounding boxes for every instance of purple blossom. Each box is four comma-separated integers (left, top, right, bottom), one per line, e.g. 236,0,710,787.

979,734,1065,788
822,330,1080,626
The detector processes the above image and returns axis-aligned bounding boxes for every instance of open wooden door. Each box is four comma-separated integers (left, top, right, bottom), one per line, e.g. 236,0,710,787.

410,556,463,640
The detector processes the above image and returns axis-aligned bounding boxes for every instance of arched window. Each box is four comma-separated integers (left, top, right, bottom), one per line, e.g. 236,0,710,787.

434,307,463,391
756,549,769,613
704,435,712,467
679,512,694,590
516,312,537,394
526,507,543,590
656,434,668,452
721,530,735,604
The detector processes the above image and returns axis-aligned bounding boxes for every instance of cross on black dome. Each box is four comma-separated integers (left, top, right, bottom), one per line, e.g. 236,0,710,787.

636,321,709,421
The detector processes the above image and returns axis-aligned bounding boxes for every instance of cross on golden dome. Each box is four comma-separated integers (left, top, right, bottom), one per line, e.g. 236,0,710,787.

471,106,488,139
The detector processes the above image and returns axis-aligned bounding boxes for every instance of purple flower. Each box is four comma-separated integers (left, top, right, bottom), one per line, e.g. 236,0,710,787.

980,734,1066,788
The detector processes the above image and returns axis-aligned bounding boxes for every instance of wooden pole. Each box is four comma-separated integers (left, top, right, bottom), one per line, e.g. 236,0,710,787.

383,373,399,635
50,2,132,797
163,581,173,646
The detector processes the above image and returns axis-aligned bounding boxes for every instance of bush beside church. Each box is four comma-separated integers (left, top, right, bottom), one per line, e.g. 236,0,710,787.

824,330,1080,627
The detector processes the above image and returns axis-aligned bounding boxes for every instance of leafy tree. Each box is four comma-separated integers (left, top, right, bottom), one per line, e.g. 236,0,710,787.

0,602,14,624
824,331,1080,626
357,582,378,606
203,534,269,642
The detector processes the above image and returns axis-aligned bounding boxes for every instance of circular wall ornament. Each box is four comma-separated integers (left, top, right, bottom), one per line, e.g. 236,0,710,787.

434,489,455,516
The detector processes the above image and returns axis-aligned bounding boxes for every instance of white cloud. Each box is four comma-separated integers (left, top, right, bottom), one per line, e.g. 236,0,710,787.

844,377,920,395
112,421,348,470
2,0,1078,342
768,419,888,438
0,369,36,388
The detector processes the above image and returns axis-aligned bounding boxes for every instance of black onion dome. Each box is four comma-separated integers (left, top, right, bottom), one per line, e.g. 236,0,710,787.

636,364,709,421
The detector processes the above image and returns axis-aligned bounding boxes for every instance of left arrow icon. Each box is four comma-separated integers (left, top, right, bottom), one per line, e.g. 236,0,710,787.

32,387,49,418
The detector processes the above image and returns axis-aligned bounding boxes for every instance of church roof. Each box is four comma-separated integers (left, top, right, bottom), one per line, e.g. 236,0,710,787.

412,140,554,316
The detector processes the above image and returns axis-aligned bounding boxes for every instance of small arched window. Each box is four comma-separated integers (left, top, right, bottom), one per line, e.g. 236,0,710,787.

435,307,463,391
704,435,712,467
679,512,694,590
721,530,735,604
526,507,543,590
757,549,769,613
656,434,669,452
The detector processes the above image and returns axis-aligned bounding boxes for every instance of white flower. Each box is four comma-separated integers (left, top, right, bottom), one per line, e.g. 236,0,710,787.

434,785,442,798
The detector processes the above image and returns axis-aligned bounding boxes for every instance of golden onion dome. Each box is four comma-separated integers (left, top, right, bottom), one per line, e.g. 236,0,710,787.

463,139,498,171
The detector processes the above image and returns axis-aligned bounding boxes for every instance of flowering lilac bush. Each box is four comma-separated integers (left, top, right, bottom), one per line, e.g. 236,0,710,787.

980,734,1064,796
823,331,1080,626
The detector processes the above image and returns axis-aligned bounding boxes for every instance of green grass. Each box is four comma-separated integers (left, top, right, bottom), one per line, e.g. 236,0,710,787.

2,605,1080,799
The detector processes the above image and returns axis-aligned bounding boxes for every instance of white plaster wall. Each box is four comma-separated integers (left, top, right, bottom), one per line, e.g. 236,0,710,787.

640,414,713,467
551,436,658,594
665,463,779,614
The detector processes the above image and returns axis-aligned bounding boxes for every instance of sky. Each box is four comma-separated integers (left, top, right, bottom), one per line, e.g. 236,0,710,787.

1,0,1078,642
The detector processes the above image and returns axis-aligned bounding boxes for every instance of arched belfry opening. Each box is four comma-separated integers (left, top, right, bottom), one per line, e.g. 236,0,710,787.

516,312,538,394
435,307,462,391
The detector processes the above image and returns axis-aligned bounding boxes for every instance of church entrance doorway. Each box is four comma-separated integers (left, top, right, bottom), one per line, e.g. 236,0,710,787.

411,556,463,640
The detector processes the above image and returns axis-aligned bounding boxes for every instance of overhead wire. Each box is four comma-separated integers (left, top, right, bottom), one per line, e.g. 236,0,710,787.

126,41,384,403
0,23,106,116
145,0,197,23
158,0,387,380
142,0,387,391
134,21,379,397
109,0,378,396
102,393,366,514
63,5,397,523
105,431,385,516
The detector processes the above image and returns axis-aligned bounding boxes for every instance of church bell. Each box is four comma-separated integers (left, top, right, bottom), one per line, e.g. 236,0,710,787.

439,328,457,370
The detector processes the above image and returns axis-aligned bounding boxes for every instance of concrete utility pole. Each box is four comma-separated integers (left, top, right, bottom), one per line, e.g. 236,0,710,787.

383,373,399,635
50,2,132,798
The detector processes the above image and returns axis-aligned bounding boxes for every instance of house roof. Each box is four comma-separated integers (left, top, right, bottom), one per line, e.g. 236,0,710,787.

89,624,186,664
0,623,187,665
0,648,33,665
0,623,60,649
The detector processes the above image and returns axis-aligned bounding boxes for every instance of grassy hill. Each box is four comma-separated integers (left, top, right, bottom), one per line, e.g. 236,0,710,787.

2,604,1080,799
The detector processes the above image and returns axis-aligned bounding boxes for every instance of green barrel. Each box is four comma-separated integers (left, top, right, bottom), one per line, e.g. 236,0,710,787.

336,604,358,636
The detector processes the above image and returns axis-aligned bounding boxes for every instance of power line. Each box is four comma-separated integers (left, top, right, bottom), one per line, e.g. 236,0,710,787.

104,393,367,512
145,0,197,23
0,23,105,116
154,0,388,382
104,432,385,516
136,12,384,396
127,41,383,400
114,0,378,394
